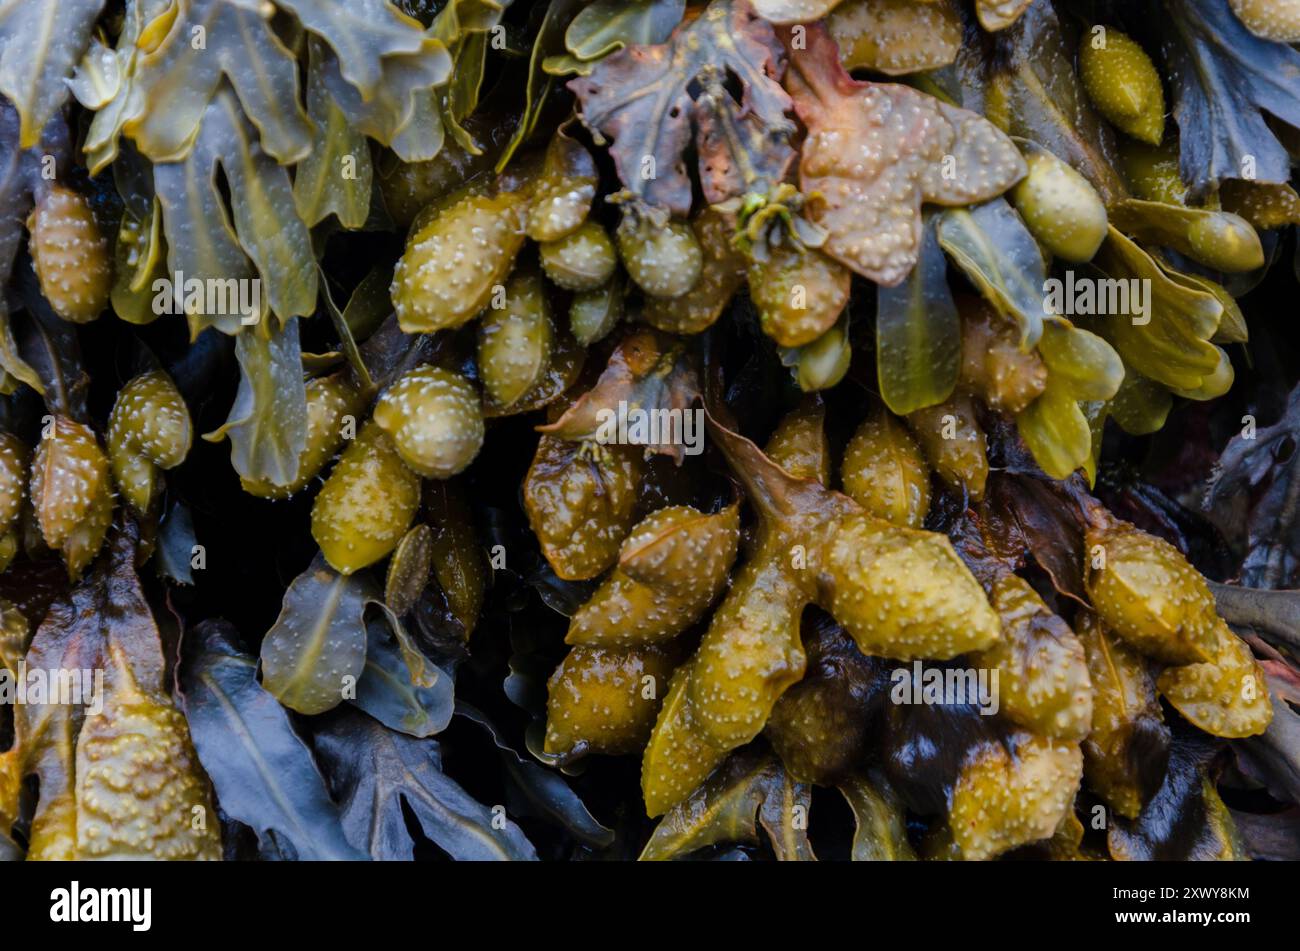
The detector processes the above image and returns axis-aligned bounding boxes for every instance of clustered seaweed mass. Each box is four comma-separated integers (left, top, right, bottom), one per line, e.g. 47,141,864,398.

0,0,1297,862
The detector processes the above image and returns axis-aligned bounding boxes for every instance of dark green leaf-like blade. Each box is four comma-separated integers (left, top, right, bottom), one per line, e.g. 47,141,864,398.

420,0,510,157
434,0,510,35
153,89,317,331
641,751,800,860
757,765,816,861
838,775,917,861
0,104,73,399
0,300,42,399
178,620,368,861
12,271,91,420
1160,0,1300,198
313,707,538,861
984,1,1125,202
343,263,396,343
155,497,197,585
0,101,69,284
431,3,492,149
937,198,1045,348
441,31,488,151
0,0,105,148
353,613,453,737
203,316,309,487
276,0,439,99
122,0,312,164
457,702,615,849
318,263,375,394
261,556,372,716
566,0,684,62
358,313,439,393
876,212,960,415
499,0,582,172
294,41,374,230
1086,228,1223,392
383,525,432,616
319,41,453,164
